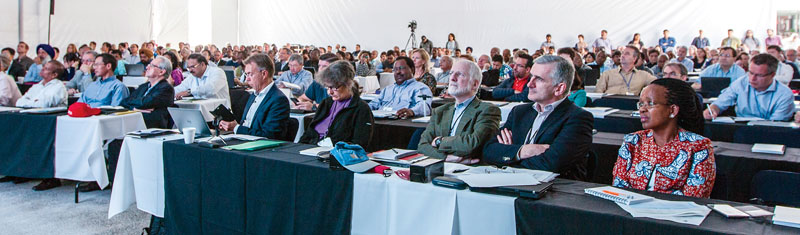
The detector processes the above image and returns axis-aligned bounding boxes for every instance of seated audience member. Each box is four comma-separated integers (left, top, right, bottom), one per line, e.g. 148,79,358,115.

23,44,56,83
435,55,453,84
556,47,587,107
736,53,750,72
0,55,22,106
120,56,175,129
276,54,313,97
62,52,80,81
275,48,291,75
650,54,669,78
411,49,437,93
491,54,514,79
766,45,797,85
174,53,231,107
658,30,676,52
368,56,433,118
162,51,184,86
16,60,68,108
587,50,612,73
13,60,67,190
492,53,534,101
596,46,656,95
483,55,594,179
662,62,705,102
418,60,501,162
2,47,26,79
138,48,153,67
295,53,341,111
299,61,374,147
635,50,654,75
110,49,128,76
126,43,141,64
376,50,396,73
78,53,129,107
66,51,98,95
703,54,795,121
693,48,709,70
613,78,715,198
645,49,660,68
218,53,289,138
355,51,376,77
695,47,746,89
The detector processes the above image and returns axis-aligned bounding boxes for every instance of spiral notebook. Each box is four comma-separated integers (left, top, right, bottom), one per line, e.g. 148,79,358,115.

584,186,653,205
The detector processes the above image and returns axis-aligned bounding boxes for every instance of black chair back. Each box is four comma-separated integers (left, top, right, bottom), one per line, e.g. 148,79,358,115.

699,77,731,97
281,117,299,142
750,170,800,207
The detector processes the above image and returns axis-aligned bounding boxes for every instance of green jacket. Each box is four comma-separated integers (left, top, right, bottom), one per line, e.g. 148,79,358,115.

417,98,501,159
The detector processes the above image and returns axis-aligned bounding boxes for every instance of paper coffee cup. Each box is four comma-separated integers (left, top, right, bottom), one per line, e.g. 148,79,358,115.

183,127,196,144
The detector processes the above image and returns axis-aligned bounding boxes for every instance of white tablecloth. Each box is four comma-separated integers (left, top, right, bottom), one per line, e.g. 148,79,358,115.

290,113,314,143
108,134,182,218
174,98,226,122
352,172,516,235
55,113,147,188
356,76,380,94
379,72,395,89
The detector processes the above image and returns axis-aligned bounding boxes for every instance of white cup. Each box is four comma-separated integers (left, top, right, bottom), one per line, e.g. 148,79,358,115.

182,127,196,144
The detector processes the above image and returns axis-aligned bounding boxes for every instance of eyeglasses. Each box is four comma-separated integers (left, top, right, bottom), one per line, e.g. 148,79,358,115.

663,71,681,77
636,101,668,110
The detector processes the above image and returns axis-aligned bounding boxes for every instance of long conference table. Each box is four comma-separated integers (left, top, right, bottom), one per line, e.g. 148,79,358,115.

109,133,800,234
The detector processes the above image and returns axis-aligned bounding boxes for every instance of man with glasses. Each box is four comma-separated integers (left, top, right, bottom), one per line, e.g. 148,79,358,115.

662,62,705,102
78,53,129,107
66,51,98,95
703,54,795,121
596,46,656,95
483,55,594,179
218,53,289,138
120,56,175,129
492,53,534,101
368,56,433,118
276,54,313,97
695,47,746,90
174,53,231,108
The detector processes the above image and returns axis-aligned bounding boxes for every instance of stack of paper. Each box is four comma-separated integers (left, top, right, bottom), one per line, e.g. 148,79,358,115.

747,120,800,129
583,107,619,118
457,173,540,188
617,199,711,225
751,143,786,155
371,148,417,160
360,94,380,101
371,110,395,118
711,117,736,123
586,92,607,100
299,146,334,156
457,165,559,182
411,116,430,123
773,206,800,228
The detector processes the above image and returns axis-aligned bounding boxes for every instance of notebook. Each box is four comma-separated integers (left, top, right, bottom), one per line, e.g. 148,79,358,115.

221,140,283,151
751,143,785,155
371,148,417,160
773,206,800,229
584,186,654,205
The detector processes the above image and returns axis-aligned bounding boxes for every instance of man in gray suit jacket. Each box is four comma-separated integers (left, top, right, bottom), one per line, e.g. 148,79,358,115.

418,60,501,164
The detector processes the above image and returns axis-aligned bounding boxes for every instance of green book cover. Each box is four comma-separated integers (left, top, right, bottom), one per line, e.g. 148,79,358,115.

222,140,284,151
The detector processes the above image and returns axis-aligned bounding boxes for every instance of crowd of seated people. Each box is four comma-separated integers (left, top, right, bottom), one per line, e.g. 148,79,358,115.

1,27,799,197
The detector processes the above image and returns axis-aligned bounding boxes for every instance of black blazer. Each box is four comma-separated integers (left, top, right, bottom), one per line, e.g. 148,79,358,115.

120,79,175,129
491,77,529,102
299,95,374,148
482,99,594,179
7,60,27,79
236,84,290,139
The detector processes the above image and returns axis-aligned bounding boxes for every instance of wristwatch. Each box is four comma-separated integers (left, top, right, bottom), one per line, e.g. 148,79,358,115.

434,137,442,148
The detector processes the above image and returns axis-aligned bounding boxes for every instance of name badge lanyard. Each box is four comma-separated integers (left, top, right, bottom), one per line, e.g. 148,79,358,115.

620,70,634,93
449,99,473,135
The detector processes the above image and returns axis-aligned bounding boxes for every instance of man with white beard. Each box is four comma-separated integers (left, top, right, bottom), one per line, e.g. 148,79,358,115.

417,59,501,164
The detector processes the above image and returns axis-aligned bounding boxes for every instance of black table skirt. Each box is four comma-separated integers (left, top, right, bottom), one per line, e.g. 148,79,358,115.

515,179,799,235
0,112,58,178
163,141,353,234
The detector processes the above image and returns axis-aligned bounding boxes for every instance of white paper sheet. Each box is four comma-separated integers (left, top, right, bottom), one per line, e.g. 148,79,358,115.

456,173,540,188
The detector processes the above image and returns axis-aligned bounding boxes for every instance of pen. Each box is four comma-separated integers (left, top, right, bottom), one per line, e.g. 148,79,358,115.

391,148,398,154
602,190,620,196
706,104,715,118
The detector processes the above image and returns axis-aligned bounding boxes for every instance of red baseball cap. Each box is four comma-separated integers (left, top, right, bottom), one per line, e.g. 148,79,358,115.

68,102,101,117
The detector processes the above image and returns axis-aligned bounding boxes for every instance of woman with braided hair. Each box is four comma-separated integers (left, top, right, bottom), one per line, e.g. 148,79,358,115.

611,78,716,198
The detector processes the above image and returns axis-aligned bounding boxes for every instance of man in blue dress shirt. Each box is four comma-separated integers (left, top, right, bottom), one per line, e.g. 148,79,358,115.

78,53,129,107
276,54,313,97
704,54,795,121
368,56,433,118
658,29,676,52
694,47,747,90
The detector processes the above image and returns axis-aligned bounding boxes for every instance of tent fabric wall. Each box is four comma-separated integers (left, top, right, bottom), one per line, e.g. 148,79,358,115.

2,0,799,57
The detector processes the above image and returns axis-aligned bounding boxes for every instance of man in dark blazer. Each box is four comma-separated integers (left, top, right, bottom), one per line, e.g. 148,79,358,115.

219,53,289,139
483,55,594,180
492,53,533,102
419,60,500,163
121,56,175,129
